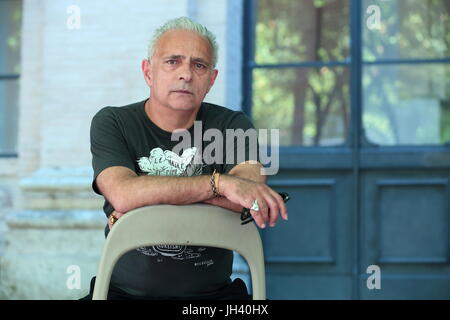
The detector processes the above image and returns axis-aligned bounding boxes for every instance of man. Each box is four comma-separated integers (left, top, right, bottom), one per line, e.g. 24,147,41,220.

84,17,288,300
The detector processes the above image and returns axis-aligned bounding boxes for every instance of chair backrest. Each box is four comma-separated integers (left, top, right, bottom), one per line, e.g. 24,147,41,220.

92,204,266,300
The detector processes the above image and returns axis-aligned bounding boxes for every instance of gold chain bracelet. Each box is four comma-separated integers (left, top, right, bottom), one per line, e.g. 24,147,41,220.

210,169,220,197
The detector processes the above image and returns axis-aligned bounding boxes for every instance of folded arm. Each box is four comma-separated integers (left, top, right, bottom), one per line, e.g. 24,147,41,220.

100,161,287,229
202,161,265,212
97,166,214,213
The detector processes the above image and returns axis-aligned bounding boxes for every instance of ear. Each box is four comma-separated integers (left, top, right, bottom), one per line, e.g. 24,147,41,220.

206,69,218,93
141,59,153,87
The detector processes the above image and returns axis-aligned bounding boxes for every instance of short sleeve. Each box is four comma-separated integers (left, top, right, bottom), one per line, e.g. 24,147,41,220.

222,112,260,174
90,107,136,195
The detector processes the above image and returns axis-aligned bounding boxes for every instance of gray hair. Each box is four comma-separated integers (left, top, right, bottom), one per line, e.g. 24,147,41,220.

148,17,218,68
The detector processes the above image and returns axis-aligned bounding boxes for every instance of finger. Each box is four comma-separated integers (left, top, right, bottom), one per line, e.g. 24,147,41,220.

115,211,125,219
248,199,266,229
108,211,120,229
272,189,288,221
270,190,288,221
280,195,288,220
254,197,269,226
112,210,126,220
108,216,113,229
251,212,266,229
263,192,279,227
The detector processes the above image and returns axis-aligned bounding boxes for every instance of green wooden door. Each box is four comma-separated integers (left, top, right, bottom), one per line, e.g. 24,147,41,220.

244,0,450,299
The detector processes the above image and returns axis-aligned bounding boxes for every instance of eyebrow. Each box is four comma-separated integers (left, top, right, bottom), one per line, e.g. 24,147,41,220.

163,55,210,66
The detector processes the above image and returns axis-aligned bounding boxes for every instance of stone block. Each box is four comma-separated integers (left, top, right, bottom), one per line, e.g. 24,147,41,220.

0,210,105,300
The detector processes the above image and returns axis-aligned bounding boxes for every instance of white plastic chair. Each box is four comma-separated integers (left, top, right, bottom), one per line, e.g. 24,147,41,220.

92,204,266,300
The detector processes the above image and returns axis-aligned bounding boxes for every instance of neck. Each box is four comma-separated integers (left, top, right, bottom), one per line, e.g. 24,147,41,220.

144,98,200,132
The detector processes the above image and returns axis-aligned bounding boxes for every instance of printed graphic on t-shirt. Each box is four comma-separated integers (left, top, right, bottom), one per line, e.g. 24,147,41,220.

137,147,203,176
136,147,210,266
135,245,203,260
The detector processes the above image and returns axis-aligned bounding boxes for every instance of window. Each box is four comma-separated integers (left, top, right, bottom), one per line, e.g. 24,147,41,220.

244,0,450,147
244,0,350,147
0,0,21,155
362,0,450,145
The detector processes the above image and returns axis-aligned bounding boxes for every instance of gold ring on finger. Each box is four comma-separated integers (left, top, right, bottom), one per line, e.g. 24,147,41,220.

109,214,118,225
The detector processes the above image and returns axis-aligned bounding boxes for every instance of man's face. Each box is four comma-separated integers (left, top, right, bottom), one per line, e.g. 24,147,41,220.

143,29,218,112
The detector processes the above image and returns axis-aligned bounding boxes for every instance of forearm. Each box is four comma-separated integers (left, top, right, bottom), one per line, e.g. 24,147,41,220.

200,172,263,212
104,162,266,214
115,174,214,212
203,196,243,212
200,162,266,212
108,164,288,230
227,161,266,184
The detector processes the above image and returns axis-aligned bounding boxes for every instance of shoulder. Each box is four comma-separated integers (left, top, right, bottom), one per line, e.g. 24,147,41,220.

91,100,145,130
93,100,143,119
202,102,244,118
202,102,254,130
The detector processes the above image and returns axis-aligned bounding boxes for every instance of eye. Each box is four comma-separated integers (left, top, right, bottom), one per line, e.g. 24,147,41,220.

166,59,178,65
194,63,206,70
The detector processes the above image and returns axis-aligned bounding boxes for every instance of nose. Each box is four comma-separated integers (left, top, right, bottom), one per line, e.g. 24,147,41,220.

178,63,193,82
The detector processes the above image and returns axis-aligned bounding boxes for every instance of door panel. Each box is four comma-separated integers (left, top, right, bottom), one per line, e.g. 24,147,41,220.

360,276,450,299
360,170,450,299
265,170,354,299
268,273,353,300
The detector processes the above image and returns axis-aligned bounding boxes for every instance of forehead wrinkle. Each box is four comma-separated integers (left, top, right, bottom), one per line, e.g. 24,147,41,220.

153,30,213,63
161,54,211,65
163,54,185,60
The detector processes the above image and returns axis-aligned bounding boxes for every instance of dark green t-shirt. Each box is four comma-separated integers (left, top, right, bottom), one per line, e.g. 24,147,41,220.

90,98,258,298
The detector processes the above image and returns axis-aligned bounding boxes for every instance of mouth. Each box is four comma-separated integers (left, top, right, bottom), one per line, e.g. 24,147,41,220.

173,90,193,95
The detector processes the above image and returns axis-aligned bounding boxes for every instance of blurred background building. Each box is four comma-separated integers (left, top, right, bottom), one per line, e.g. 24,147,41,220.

0,0,450,299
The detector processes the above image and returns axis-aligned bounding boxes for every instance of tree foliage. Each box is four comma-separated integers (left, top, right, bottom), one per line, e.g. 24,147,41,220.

252,0,450,146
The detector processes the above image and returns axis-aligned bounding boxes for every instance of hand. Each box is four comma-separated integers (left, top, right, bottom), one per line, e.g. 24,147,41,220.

220,175,288,229
203,196,244,213
107,210,125,230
